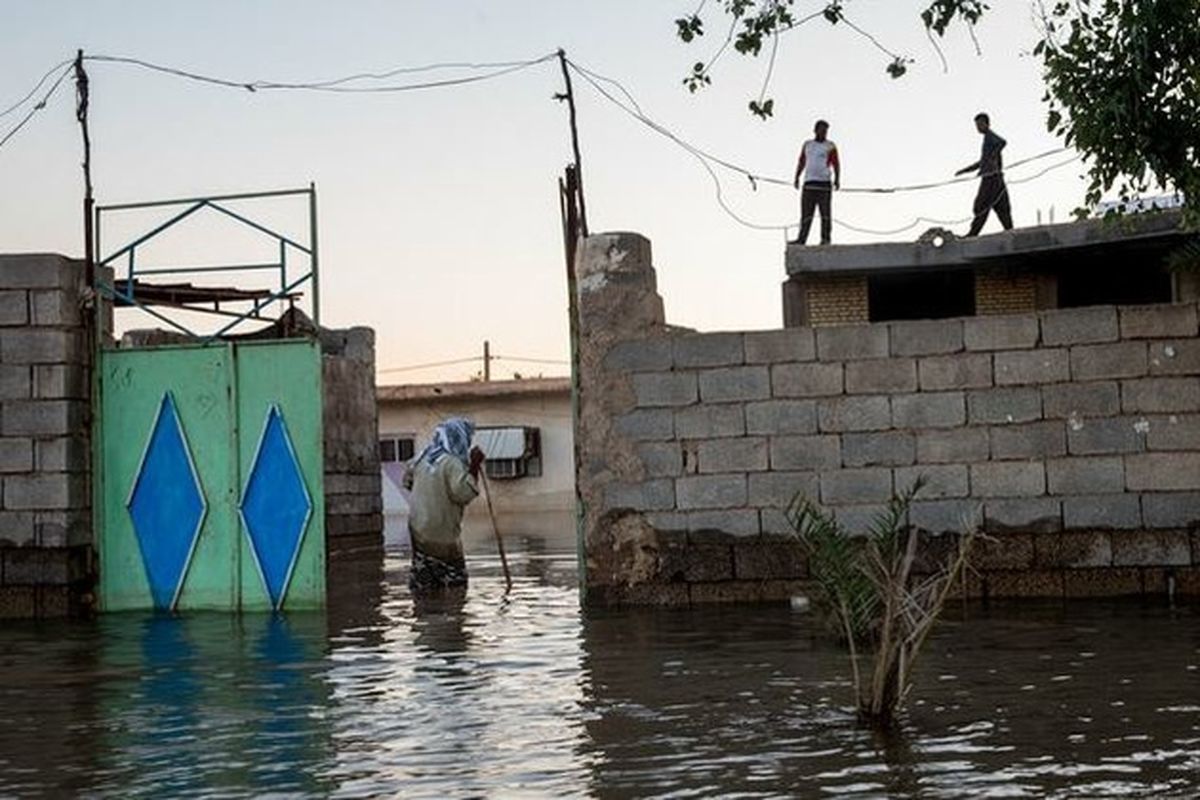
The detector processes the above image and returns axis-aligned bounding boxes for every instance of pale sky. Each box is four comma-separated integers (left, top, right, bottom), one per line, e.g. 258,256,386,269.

0,2,1091,382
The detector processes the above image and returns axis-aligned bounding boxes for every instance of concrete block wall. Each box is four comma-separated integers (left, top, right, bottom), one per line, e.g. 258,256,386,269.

0,255,96,618
577,233,1200,606
320,327,384,564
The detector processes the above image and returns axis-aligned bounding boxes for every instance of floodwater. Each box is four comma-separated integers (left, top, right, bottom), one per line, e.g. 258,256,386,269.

1,553,1198,799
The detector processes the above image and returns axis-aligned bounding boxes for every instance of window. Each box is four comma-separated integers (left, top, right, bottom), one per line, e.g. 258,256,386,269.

378,434,416,464
476,426,542,480
868,271,976,322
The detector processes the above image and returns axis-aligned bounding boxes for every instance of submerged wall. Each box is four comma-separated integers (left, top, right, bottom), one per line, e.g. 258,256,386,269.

576,232,1200,606
0,255,97,617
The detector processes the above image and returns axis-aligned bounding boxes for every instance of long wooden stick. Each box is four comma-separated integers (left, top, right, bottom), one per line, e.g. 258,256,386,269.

479,471,512,590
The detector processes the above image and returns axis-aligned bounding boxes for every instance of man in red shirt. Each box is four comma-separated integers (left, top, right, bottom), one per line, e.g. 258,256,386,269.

792,119,841,245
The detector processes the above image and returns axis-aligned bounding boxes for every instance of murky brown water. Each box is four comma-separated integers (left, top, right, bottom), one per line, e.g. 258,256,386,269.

0,553,1197,798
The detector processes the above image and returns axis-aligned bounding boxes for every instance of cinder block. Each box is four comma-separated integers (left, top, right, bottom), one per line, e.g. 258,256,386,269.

636,442,683,477
994,349,1069,385
698,437,768,473
686,509,760,538
1111,530,1192,566
33,365,88,399
916,428,989,463
771,362,842,397
673,332,744,368
1035,530,1112,568
970,461,1046,497
908,499,982,534
0,330,83,364
894,464,969,498
769,435,841,470
1040,306,1119,345
633,372,697,407
889,319,964,356
748,471,819,508
892,392,966,429
0,511,36,546
1145,414,1200,451
1126,453,1200,491
918,353,992,390
614,409,674,441
759,508,798,537
675,404,744,439
967,387,1042,424
844,359,916,394
1070,342,1148,381
819,467,893,504
30,290,79,326
745,399,816,435
744,329,815,364
0,254,86,289
1121,377,1200,413
0,366,30,399
1062,494,1142,529
1148,340,1200,376
1042,381,1121,419
1046,456,1125,495
1141,492,1200,527
676,474,747,509
1119,302,1199,339
990,420,1066,459
842,431,915,467
2,400,86,437
1066,416,1146,455
0,291,28,325
0,438,34,473
832,504,890,533
1062,568,1143,598
658,542,734,582
605,338,673,372
699,366,770,403
973,532,1034,569
964,314,1039,351
815,324,889,360
604,479,675,512
817,395,891,432
984,498,1062,531
985,569,1064,598
3,473,86,510
734,541,808,579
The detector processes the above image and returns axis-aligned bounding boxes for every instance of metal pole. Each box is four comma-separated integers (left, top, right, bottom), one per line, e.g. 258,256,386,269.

309,182,320,326
483,340,491,382
556,49,588,236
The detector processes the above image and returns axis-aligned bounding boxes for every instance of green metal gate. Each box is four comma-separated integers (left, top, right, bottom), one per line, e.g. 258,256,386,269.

97,339,325,612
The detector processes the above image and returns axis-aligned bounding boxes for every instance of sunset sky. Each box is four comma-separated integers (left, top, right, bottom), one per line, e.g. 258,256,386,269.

1,2,1092,382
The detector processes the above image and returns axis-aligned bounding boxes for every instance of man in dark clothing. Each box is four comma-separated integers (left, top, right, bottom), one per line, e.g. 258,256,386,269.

956,112,1013,236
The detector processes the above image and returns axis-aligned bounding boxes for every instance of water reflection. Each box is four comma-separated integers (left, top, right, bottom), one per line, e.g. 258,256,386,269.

0,553,1197,798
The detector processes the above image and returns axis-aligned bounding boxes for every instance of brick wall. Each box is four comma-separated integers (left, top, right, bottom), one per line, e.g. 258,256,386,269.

577,233,1200,606
976,271,1038,315
0,255,98,618
806,276,869,326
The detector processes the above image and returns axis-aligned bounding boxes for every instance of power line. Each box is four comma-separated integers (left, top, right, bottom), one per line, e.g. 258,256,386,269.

82,53,558,94
379,353,569,374
0,64,72,152
1,58,73,120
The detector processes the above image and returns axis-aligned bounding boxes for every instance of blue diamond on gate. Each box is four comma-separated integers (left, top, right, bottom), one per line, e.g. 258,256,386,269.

127,392,207,611
240,405,312,610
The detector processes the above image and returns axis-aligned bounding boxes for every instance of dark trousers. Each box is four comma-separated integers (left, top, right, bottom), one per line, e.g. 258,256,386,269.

967,176,1013,236
798,181,833,244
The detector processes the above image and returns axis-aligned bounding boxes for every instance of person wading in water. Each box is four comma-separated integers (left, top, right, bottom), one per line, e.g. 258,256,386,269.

405,418,485,592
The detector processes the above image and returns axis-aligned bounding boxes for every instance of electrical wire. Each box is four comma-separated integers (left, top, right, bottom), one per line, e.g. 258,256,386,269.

83,53,558,94
379,353,569,373
0,58,73,120
0,64,72,152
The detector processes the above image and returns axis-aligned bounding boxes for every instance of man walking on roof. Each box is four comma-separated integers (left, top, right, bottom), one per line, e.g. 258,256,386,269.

792,119,840,246
956,112,1014,236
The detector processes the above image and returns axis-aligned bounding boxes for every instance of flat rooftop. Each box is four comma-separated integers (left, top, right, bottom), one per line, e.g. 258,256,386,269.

785,210,1188,276
377,377,571,403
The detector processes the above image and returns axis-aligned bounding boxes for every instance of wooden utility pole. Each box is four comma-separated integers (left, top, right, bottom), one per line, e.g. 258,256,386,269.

556,49,588,236
483,339,491,382
73,49,94,286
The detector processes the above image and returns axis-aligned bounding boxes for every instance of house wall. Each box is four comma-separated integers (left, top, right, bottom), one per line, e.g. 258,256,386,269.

577,232,1200,606
377,389,575,553
0,255,98,618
